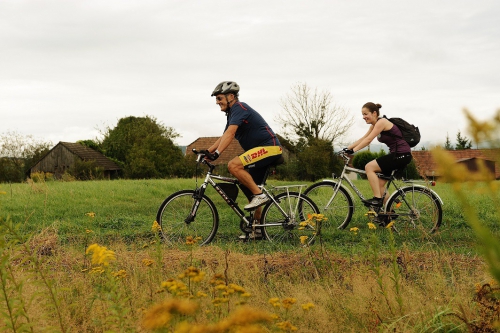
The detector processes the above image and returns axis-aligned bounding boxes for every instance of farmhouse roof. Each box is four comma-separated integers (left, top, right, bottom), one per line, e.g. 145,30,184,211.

412,149,500,179
58,142,120,170
185,137,244,165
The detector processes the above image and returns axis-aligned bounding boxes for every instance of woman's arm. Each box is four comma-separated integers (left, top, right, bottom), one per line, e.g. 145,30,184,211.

351,119,389,152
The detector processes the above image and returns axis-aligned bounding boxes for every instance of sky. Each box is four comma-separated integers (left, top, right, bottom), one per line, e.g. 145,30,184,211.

1,0,499,151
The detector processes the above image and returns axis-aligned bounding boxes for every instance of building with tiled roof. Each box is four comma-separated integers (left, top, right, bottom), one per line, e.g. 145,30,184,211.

412,149,500,179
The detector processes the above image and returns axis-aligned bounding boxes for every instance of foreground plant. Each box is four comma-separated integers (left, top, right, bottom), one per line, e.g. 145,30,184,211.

432,109,500,330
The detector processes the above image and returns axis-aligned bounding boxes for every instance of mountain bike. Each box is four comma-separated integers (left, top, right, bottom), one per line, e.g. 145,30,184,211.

303,151,443,233
156,150,320,246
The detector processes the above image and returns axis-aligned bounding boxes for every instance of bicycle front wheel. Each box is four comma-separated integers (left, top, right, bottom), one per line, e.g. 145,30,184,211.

386,186,442,233
303,181,354,230
156,190,219,246
261,192,320,246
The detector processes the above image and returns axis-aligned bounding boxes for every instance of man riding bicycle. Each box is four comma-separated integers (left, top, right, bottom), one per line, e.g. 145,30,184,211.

202,81,283,237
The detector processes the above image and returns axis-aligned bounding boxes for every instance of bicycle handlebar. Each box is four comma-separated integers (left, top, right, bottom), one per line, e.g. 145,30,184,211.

192,149,215,168
336,151,351,164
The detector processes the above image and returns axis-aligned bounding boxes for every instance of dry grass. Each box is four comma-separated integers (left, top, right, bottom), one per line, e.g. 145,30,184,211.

0,230,492,332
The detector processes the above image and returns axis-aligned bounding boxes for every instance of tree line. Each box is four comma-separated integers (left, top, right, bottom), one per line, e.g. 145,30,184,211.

0,83,477,183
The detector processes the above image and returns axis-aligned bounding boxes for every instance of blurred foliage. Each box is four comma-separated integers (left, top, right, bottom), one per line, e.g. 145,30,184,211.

432,108,500,282
0,131,52,183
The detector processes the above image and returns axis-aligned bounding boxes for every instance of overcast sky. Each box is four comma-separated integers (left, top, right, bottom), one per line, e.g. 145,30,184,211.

1,0,499,150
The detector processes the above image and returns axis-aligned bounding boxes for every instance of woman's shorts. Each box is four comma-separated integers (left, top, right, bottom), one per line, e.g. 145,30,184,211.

376,152,412,176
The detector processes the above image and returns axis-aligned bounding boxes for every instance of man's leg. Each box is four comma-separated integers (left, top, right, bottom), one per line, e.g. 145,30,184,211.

228,157,261,195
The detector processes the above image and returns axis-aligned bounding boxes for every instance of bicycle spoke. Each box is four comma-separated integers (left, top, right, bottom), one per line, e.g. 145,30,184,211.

156,190,218,246
261,192,320,246
304,181,354,231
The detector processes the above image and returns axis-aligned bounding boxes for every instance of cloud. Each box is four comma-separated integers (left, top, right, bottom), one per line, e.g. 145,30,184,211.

0,0,499,149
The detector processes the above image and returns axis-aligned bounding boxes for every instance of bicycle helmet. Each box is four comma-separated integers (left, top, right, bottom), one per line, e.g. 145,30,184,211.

211,81,240,96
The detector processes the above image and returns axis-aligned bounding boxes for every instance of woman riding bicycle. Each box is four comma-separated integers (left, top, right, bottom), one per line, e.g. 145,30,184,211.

344,102,412,208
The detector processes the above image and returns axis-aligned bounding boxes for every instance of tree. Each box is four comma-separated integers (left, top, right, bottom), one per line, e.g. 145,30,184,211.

455,130,472,150
296,138,336,181
0,131,52,182
276,82,354,146
100,116,184,179
444,133,453,150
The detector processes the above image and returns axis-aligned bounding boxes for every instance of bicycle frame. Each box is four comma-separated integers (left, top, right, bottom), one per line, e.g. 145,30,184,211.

189,150,304,229
327,152,443,212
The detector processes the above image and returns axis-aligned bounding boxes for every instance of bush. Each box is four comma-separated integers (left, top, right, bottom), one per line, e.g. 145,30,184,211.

352,150,378,171
69,160,104,180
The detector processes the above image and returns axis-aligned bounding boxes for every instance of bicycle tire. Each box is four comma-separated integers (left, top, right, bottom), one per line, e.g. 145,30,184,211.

156,190,219,246
386,186,442,233
261,192,320,246
303,181,354,230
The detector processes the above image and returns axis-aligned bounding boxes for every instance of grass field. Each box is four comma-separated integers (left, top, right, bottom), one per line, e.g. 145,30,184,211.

1,177,499,332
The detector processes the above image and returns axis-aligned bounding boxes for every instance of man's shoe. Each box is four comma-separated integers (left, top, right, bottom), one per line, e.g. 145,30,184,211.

362,197,383,208
238,230,264,241
244,193,270,210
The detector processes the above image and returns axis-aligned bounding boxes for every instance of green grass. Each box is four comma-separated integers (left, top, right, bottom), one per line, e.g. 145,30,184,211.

1,178,498,255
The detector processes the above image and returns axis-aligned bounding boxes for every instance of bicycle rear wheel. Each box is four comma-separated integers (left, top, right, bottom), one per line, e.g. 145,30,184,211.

386,186,442,233
156,190,219,246
303,181,354,230
261,192,320,246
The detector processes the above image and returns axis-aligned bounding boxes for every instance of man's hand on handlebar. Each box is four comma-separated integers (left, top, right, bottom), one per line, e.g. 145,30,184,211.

342,148,354,155
199,149,219,161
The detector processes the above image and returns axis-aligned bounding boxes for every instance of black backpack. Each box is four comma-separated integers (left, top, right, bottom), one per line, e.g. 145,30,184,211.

382,115,421,148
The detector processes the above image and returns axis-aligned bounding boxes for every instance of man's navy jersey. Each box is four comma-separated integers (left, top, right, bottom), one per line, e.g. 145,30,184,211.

225,102,280,151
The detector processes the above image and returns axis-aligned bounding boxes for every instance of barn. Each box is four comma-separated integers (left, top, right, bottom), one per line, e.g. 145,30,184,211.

29,142,120,179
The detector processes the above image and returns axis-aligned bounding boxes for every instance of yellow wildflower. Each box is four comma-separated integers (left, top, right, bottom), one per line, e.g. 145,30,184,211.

301,302,315,311
386,221,395,229
269,297,281,308
179,266,205,282
212,297,230,306
113,270,127,279
350,227,359,234
85,212,96,218
210,274,226,286
299,235,308,245
85,244,116,266
185,236,197,245
85,229,93,234
196,291,208,298
276,321,298,331
228,283,246,293
142,259,155,267
161,279,188,295
242,292,252,298
151,220,162,232
368,222,377,230
90,266,105,274
142,299,198,330
282,297,296,309
217,306,273,327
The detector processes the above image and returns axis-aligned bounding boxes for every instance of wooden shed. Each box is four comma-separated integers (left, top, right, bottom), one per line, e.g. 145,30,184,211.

29,142,120,179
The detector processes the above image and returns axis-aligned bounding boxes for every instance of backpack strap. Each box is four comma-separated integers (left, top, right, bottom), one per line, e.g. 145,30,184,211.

381,115,403,139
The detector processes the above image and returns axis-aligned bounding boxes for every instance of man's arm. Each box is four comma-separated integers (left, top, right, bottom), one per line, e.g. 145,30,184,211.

207,125,237,154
